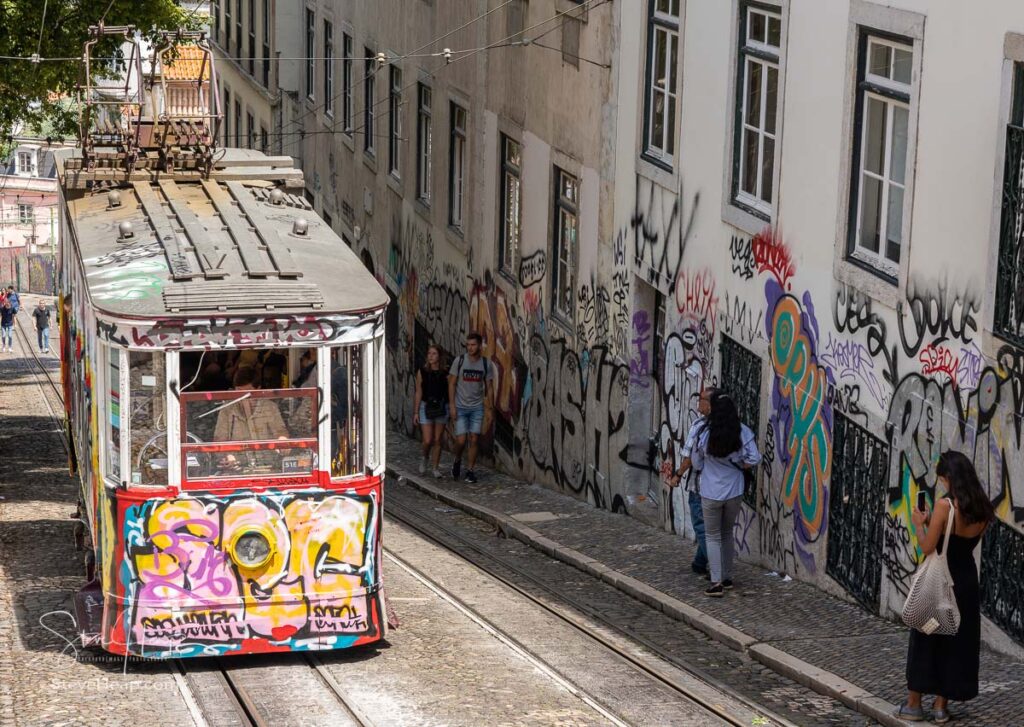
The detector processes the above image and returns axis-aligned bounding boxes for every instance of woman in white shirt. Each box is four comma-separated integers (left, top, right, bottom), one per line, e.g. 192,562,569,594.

691,391,761,597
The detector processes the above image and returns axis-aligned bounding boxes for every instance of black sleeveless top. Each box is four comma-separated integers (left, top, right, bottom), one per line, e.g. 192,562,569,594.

421,366,447,403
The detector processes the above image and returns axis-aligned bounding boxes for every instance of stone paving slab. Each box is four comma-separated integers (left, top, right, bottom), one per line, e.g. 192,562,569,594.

387,430,1024,727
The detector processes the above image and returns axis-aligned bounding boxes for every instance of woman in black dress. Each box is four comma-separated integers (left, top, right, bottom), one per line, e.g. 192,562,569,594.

899,450,994,723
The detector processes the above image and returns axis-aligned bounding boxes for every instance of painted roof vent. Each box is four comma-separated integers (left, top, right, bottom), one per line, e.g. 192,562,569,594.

107,189,122,209
118,221,134,240
269,188,285,206
292,218,309,236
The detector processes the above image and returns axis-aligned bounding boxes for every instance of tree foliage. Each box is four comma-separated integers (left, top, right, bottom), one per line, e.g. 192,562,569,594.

0,0,193,141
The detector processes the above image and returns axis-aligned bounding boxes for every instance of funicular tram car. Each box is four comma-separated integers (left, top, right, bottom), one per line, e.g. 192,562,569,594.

56,30,389,659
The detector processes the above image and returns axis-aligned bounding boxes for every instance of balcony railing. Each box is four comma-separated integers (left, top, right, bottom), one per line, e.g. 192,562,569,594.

994,124,1024,346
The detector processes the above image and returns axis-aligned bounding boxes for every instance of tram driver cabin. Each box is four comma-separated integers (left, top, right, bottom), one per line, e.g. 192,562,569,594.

55,148,390,658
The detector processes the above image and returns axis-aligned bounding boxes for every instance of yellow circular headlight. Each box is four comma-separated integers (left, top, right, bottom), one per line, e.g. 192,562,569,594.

229,528,273,569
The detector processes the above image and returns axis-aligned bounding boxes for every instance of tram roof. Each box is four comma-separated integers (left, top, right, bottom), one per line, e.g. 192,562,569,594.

55,148,388,319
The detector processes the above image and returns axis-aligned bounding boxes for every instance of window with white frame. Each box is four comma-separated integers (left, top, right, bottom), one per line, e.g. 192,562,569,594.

417,83,432,203
849,34,913,278
449,102,467,230
18,204,33,225
247,0,256,75
552,168,578,321
499,135,521,276
16,150,34,175
305,8,315,100
734,3,781,217
324,20,334,118
389,65,402,177
234,99,242,146
223,88,231,145
643,0,680,167
364,49,376,154
342,34,353,133
261,0,270,86
234,0,242,57
224,0,232,50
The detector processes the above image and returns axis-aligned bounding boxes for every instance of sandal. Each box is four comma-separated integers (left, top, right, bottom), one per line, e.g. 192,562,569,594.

932,707,950,724
896,702,924,722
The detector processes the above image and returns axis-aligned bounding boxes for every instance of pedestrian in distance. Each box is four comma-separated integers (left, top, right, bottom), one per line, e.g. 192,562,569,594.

0,298,13,352
32,299,51,354
690,391,761,597
668,386,716,578
414,343,448,478
5,286,19,314
448,332,495,484
898,450,994,724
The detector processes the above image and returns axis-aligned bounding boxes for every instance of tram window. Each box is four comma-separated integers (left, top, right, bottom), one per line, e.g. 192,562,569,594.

107,350,122,482
330,345,363,478
129,351,168,487
180,362,319,483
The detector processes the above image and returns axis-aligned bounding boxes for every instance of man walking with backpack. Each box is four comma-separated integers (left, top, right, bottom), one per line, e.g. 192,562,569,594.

448,332,495,483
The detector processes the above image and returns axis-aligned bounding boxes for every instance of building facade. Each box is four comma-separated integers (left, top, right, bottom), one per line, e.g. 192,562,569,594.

279,0,1024,656
209,0,285,154
614,0,1024,657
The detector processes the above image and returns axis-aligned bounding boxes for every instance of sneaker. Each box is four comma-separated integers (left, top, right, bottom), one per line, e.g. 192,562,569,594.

432,468,443,479
418,457,427,474
451,459,462,480
704,583,724,598
464,470,477,484
722,579,734,590
896,703,924,722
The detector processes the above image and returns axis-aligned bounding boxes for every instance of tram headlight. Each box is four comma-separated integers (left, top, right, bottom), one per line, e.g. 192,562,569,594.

229,528,273,569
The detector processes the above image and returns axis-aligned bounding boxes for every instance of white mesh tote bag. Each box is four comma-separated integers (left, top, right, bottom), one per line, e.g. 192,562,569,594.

901,499,961,636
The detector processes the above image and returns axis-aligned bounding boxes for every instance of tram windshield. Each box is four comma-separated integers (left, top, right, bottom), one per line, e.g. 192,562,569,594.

179,347,320,482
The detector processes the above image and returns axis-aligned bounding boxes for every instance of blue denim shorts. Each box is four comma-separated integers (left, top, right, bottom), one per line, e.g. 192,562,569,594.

418,401,448,425
454,406,485,436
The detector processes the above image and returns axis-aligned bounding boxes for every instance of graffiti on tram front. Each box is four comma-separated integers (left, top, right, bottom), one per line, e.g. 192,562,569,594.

122,491,380,655
96,313,383,350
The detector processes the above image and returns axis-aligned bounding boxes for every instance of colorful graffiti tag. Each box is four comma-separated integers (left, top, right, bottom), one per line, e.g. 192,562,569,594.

120,491,380,657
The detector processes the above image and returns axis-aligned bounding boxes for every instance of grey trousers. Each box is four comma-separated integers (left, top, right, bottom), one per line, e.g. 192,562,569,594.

702,495,743,583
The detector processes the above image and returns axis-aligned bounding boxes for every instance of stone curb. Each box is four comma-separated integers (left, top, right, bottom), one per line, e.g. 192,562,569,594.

388,465,928,727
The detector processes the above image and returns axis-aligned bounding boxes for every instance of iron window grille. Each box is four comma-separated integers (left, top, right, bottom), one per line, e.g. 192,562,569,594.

825,413,887,612
416,84,432,203
642,0,681,169
448,103,467,229
981,517,1024,646
994,62,1024,347
847,32,913,281
499,135,522,277
552,167,579,322
389,65,402,177
718,334,762,507
732,3,781,219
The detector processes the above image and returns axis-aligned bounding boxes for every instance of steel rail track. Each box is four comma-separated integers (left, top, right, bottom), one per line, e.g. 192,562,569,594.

385,493,801,727
12,312,374,727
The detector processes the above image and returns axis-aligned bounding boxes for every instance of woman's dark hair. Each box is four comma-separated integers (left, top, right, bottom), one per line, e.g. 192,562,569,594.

706,392,742,457
936,450,995,526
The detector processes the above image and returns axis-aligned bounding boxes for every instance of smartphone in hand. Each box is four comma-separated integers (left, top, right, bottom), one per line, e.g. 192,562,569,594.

917,491,928,512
